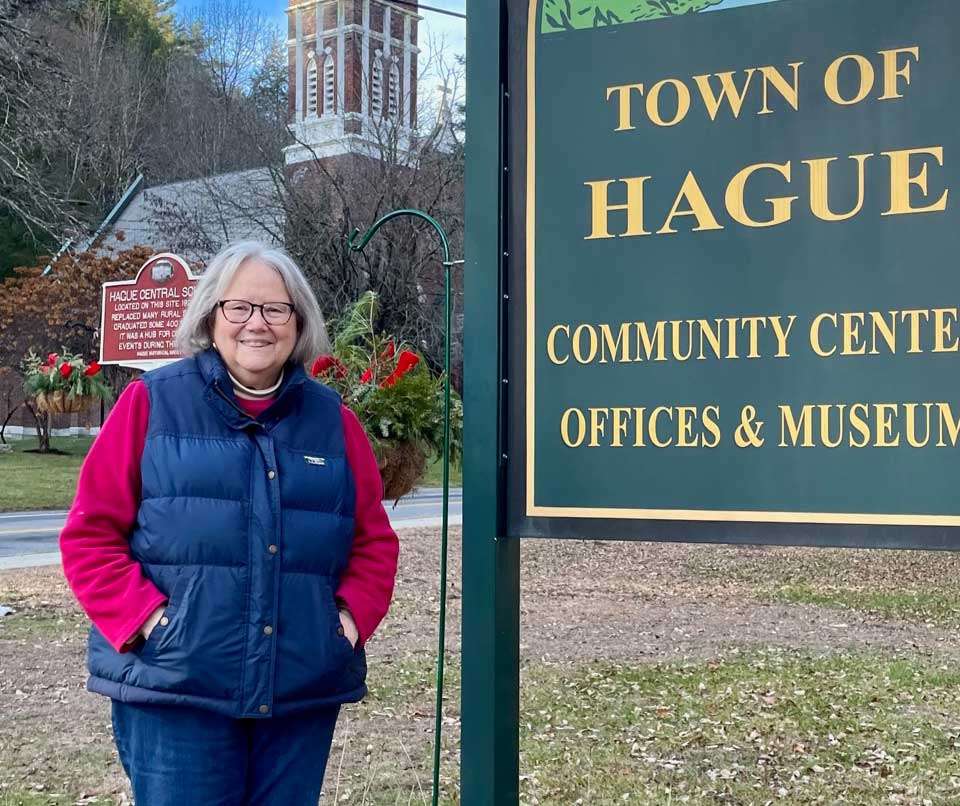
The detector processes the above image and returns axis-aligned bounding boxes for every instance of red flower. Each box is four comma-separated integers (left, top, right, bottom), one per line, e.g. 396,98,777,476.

311,354,347,380
39,365,51,374
59,363,73,379
380,340,396,360
84,362,101,377
380,350,420,388
46,353,58,366
360,367,373,383
311,355,335,376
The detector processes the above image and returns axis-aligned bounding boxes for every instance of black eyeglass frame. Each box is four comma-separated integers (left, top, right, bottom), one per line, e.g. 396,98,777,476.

216,299,297,325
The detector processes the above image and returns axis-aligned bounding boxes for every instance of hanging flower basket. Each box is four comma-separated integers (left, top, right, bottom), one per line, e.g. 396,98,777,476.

375,439,429,501
310,292,462,501
35,390,97,414
22,349,112,416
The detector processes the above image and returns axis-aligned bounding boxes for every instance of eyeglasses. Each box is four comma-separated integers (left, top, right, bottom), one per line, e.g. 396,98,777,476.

217,300,296,325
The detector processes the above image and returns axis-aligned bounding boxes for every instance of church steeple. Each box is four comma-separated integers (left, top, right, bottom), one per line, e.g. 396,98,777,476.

285,0,421,166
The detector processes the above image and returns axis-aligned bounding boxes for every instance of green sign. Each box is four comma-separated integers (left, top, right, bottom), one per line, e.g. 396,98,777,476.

507,0,960,548
462,3,960,803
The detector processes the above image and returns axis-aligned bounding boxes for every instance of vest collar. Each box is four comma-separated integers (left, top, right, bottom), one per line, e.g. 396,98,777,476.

197,348,308,430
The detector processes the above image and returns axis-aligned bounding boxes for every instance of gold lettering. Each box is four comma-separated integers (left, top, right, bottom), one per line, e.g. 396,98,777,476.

769,315,796,357
878,46,919,101
779,404,815,447
605,83,645,131
635,321,667,362
671,320,694,361
937,402,960,447
701,405,722,448
677,406,698,447
758,62,803,114
584,177,652,239
819,403,845,448
633,407,647,447
742,316,766,358
900,309,930,353
803,154,872,222
904,402,932,448
697,318,723,360
849,403,871,447
725,161,797,228
589,408,609,447
611,407,632,447
874,403,900,447
572,324,598,363
649,406,674,447
868,311,897,355
599,323,632,363
933,308,959,353
841,312,867,355
646,78,691,127
810,313,837,357
824,53,875,105
882,147,949,216
546,324,569,365
692,69,755,121
658,172,724,234
560,408,586,448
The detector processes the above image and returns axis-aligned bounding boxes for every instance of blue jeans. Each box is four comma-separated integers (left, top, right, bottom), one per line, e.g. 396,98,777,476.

111,701,340,805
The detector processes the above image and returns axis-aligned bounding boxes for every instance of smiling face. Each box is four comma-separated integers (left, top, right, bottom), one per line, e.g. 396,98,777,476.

211,259,298,389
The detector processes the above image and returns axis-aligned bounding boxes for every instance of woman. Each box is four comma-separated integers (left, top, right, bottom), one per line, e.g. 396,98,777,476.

60,241,399,804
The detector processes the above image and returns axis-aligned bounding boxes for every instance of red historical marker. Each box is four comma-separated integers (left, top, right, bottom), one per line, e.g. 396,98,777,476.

99,253,199,366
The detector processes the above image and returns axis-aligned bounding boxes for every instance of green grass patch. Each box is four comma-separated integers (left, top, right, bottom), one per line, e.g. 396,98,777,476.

0,792,114,805
772,584,960,628
689,546,960,628
0,437,458,512
518,649,960,804
0,610,88,641
420,453,462,488
0,437,93,511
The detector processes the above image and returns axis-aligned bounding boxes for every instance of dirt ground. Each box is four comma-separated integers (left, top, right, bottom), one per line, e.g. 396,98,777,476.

2,528,959,803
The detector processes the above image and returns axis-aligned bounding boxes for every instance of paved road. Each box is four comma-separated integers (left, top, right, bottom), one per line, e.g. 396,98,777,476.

0,487,462,570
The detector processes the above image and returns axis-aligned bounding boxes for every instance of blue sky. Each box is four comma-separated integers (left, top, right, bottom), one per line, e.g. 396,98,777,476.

174,1,466,61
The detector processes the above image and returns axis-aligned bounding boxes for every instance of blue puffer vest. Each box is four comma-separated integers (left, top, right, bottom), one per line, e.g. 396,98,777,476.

87,349,367,718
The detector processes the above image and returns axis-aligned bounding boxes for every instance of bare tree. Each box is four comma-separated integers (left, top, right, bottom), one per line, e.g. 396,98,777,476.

189,0,275,101
0,0,80,238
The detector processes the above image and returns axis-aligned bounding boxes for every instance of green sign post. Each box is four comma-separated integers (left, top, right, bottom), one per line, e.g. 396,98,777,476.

464,0,960,801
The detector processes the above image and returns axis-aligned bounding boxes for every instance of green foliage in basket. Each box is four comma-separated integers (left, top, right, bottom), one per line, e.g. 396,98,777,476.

310,292,463,463
21,348,113,401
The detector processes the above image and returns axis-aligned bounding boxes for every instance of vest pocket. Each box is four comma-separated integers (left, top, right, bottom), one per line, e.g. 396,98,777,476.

136,574,190,660
274,575,356,703
131,567,244,702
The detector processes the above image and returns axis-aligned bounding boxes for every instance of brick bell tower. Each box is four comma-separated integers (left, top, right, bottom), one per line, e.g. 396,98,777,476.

285,0,421,167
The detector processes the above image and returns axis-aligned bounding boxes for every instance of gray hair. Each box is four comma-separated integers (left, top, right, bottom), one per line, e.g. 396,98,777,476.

175,241,330,365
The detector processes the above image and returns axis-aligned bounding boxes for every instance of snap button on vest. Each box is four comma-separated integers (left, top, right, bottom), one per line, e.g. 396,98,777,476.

263,625,274,636
267,470,276,479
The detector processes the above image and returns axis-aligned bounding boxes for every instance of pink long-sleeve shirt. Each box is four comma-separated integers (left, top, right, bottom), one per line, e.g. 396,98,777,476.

60,380,399,653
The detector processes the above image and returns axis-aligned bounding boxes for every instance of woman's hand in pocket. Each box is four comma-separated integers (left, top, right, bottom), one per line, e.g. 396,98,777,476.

338,608,359,649
140,605,166,642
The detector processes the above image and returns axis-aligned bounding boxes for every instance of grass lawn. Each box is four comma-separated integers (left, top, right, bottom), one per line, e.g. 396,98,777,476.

0,436,460,513
420,453,462,488
0,437,93,512
4,533,960,803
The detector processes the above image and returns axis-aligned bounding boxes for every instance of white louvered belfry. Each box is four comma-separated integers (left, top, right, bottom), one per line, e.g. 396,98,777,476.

323,47,335,115
372,50,384,119
388,58,400,120
306,55,319,115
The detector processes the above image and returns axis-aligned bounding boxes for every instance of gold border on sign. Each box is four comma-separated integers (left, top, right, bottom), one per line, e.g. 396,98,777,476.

523,0,960,527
